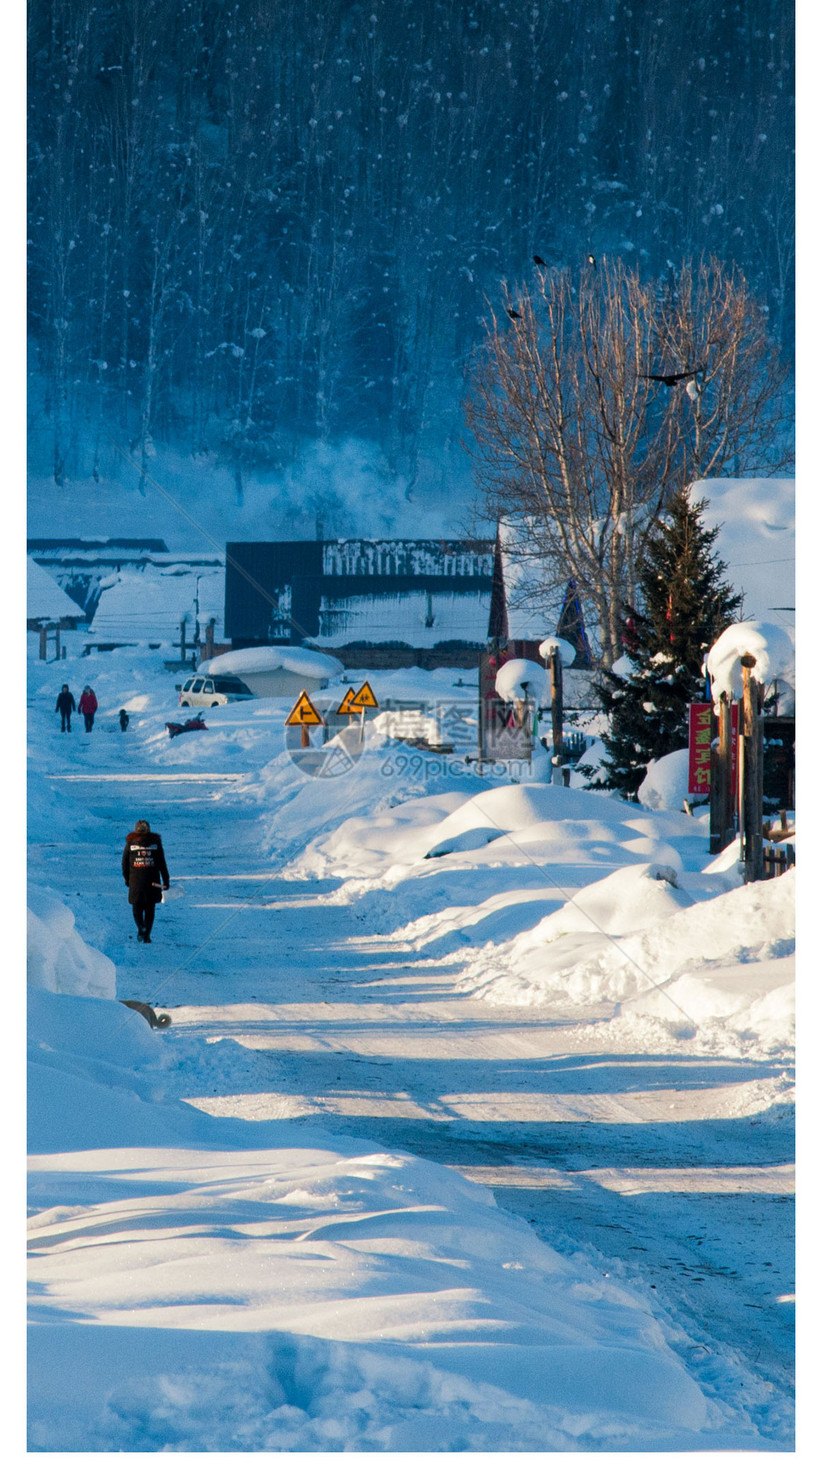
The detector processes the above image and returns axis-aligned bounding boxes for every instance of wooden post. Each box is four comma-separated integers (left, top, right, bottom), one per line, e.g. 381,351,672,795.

741,655,764,884
549,650,563,785
204,620,215,661
300,723,310,748
39,626,47,661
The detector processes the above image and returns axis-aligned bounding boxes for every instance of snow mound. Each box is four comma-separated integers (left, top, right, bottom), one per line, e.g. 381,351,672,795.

28,886,117,999
520,862,692,946
495,658,548,703
28,1142,709,1451
638,749,698,811
421,784,689,870
202,645,343,680
706,621,795,706
538,635,576,665
299,780,702,888
465,867,794,1031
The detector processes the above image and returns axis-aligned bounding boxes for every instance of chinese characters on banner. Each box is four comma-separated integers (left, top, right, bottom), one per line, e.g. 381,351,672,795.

688,702,739,794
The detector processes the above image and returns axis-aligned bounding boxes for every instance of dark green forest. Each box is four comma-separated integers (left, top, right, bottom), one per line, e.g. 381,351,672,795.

28,0,794,498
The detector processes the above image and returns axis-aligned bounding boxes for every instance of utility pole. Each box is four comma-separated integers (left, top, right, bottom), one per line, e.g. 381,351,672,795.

193,576,202,648
549,649,564,784
741,655,764,883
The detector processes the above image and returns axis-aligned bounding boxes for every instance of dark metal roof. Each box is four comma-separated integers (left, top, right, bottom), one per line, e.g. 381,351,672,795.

225,538,495,646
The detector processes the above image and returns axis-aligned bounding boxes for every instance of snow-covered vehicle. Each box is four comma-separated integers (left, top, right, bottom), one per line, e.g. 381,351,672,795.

176,674,254,707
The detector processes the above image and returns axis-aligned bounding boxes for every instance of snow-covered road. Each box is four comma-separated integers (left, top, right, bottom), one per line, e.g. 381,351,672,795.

40,764,795,1438
27,648,795,1449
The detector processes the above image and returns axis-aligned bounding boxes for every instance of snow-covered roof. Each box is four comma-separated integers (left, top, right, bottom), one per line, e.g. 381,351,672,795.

87,566,225,643
27,558,85,622
201,645,343,680
497,522,564,641
316,590,491,648
693,478,794,633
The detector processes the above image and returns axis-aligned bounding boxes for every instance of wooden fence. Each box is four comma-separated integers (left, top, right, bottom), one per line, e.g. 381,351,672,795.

761,844,795,879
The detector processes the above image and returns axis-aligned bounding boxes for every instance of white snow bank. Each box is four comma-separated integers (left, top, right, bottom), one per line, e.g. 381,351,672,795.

495,658,548,703
464,866,794,1036
298,780,704,889
421,783,692,869
706,621,795,707
28,1140,709,1451
638,749,699,812
202,645,343,680
28,886,117,1000
619,958,795,1050
516,862,693,946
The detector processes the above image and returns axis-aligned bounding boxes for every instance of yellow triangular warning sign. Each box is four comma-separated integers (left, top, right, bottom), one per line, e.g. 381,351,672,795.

351,679,379,710
284,690,324,726
337,687,359,715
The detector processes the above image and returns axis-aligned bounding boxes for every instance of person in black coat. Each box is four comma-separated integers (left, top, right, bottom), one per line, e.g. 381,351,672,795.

121,819,170,943
55,684,76,732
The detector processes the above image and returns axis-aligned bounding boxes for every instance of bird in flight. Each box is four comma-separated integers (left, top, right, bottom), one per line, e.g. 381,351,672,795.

506,307,522,320
640,366,705,386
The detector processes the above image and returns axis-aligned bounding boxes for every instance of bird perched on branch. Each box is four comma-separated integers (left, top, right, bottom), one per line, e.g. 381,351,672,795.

533,254,546,266
587,254,597,267
505,306,522,320
639,366,705,387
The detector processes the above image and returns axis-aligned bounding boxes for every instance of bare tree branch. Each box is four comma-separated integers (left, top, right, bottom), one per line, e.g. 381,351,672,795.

465,255,790,665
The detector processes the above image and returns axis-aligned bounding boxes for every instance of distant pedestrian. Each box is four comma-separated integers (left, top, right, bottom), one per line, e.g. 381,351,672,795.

121,819,170,944
78,685,98,732
55,684,76,733
119,709,130,732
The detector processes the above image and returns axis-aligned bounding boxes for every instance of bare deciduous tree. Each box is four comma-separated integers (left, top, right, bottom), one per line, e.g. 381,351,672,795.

465,255,790,666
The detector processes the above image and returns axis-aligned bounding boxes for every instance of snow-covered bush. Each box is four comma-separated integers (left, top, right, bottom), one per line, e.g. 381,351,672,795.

638,749,699,812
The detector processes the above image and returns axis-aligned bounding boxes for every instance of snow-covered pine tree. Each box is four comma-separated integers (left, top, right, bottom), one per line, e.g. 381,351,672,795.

591,487,741,799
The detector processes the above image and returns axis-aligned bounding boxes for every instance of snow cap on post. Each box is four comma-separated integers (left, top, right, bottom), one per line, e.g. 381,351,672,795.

538,634,576,666
494,658,548,703
706,621,795,711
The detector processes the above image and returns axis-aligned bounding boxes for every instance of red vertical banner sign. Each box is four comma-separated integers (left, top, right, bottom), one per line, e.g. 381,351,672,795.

688,702,739,795
688,703,713,793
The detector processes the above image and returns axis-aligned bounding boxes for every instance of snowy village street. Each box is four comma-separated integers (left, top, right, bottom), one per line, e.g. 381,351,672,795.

27,643,795,1451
